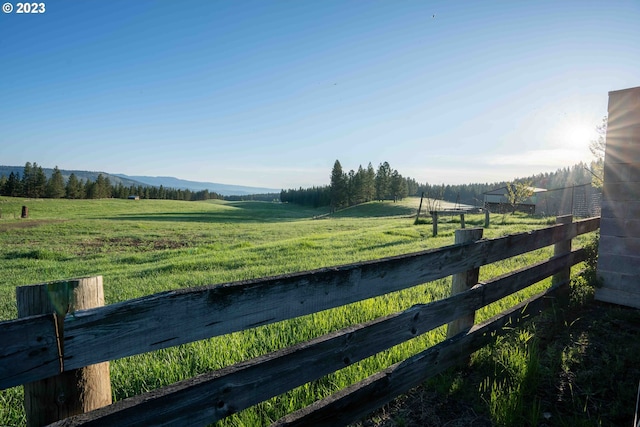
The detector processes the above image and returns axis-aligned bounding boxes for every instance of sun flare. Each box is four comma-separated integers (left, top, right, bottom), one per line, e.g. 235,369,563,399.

557,117,596,150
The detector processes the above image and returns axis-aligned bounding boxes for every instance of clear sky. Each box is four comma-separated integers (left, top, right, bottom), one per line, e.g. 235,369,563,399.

1,1,639,189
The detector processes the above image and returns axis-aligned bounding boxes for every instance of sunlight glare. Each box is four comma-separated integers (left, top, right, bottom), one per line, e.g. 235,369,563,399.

557,117,596,150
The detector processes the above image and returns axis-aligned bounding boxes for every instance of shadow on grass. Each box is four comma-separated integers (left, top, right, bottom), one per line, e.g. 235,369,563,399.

105,201,423,223
408,295,640,427
4,249,71,261
331,202,417,218
106,202,328,224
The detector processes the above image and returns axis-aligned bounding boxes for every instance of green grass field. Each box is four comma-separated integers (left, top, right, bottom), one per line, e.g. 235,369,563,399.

0,196,590,426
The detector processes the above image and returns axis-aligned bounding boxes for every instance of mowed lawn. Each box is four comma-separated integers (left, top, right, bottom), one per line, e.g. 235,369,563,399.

0,196,582,426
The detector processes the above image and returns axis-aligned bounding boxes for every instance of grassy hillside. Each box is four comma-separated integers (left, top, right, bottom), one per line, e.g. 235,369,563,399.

0,196,590,426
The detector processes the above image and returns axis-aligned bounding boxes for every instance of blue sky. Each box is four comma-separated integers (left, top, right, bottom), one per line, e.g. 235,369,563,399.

1,1,639,189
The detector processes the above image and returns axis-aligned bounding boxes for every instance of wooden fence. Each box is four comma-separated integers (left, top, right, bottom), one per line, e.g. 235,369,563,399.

0,215,600,426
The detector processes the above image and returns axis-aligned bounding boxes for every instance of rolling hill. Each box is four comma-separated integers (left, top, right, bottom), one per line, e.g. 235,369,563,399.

0,166,280,196
114,174,280,196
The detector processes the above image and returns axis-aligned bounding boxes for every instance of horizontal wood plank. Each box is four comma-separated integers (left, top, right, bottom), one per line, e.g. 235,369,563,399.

480,249,586,305
272,282,568,427
61,218,599,370
47,251,586,425
0,314,60,390
46,291,483,426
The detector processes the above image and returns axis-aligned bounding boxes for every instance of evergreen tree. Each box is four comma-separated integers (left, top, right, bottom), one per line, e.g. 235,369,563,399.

353,165,366,204
46,166,66,198
33,164,47,197
390,170,408,202
21,162,47,198
21,162,33,197
364,163,376,202
330,160,348,209
3,172,22,197
346,169,356,206
375,162,391,200
114,183,129,199
89,174,111,198
65,173,84,199
406,178,419,197
280,186,331,207
84,180,96,199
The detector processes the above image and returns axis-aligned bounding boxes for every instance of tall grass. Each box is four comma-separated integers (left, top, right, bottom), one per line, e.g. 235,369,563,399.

477,330,543,426
0,196,589,426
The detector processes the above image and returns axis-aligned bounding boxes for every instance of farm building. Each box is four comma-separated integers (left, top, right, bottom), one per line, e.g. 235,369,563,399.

484,184,601,217
483,186,546,214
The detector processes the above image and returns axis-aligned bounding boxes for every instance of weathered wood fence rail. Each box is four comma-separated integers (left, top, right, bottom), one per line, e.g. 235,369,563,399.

0,215,600,426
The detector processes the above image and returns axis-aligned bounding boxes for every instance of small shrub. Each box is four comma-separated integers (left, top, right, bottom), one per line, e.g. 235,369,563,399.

570,232,600,308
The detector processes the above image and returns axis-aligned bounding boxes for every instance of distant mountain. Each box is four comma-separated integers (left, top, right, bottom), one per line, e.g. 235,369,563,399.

0,166,144,188
115,174,280,196
0,166,281,196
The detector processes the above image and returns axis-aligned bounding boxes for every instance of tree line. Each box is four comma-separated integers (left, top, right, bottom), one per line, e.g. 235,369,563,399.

281,160,420,209
281,159,601,210
416,161,599,207
0,162,224,201
2,157,601,207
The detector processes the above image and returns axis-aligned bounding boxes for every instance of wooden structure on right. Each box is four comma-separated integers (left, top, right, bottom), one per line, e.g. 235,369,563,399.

596,85,640,308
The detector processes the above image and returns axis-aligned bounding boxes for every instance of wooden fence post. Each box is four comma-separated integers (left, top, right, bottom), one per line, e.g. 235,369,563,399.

552,215,573,308
446,228,484,339
431,212,438,237
552,215,573,285
16,276,112,427
416,192,424,221
484,209,490,228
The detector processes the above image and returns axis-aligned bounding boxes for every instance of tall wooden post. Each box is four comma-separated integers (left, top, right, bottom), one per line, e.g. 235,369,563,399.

431,212,438,237
552,215,573,286
415,192,424,221
446,228,484,339
484,209,490,228
16,276,112,427
552,215,573,309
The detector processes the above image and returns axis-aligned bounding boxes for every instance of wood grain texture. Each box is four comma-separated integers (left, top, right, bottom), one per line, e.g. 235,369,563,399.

16,277,111,427
0,314,59,390
47,250,586,426
272,282,568,427
553,215,573,284
447,228,483,338
46,290,481,427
